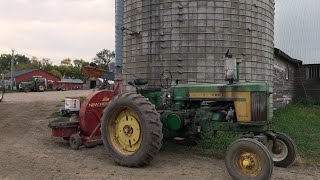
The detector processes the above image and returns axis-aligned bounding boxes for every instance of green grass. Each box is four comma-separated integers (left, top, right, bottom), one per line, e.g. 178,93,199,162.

272,103,320,166
164,132,239,159
164,103,320,166
51,111,61,118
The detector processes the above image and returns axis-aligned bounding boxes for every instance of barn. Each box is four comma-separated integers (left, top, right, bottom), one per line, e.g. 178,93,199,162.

4,69,60,89
52,78,83,91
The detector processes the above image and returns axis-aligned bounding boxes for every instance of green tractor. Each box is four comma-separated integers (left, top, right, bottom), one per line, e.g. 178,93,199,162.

19,76,47,92
101,56,296,179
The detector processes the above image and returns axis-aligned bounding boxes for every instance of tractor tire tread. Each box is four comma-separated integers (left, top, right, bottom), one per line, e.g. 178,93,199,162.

273,132,297,168
226,138,273,180
101,92,163,167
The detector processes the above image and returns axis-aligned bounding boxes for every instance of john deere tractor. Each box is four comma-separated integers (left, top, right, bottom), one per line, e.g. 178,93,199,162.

19,76,47,92
101,55,296,179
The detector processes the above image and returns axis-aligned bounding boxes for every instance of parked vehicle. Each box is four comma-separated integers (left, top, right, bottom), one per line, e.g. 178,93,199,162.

19,76,47,92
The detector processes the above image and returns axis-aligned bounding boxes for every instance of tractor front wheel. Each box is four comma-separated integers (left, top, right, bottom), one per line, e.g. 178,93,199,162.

36,84,46,92
101,92,163,167
225,138,273,180
267,132,296,167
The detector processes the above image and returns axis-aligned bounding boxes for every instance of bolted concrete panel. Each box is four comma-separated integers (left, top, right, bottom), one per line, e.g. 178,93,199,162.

122,0,275,90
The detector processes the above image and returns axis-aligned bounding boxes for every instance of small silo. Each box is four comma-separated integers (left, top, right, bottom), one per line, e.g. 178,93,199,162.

121,0,275,90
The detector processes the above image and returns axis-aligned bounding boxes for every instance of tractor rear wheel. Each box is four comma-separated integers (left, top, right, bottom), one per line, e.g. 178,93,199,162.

0,86,4,102
36,83,46,92
225,138,273,180
267,132,296,167
101,92,163,167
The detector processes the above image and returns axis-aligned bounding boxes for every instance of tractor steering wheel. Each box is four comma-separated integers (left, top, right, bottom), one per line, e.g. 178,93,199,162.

160,70,172,89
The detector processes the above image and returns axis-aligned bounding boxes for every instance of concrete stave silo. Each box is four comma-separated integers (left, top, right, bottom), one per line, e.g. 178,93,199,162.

121,0,275,90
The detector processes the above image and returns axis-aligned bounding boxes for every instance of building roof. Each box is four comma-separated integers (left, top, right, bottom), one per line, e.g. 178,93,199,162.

302,63,320,66
4,69,36,78
274,48,303,64
60,78,83,84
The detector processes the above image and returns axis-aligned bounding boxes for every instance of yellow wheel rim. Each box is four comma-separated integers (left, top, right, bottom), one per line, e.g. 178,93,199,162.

109,108,142,155
236,152,262,177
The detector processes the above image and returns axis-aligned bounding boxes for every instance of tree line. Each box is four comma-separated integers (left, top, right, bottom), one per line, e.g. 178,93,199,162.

0,49,115,80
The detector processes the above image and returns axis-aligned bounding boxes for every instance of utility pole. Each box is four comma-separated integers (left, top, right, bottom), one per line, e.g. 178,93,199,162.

10,49,14,90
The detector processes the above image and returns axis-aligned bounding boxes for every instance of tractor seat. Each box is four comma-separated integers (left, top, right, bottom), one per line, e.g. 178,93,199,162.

134,79,148,86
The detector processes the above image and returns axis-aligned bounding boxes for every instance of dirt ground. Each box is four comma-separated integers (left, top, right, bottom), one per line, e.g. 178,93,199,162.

0,90,319,180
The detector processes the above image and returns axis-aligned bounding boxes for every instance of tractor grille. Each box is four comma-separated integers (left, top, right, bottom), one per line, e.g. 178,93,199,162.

251,92,267,122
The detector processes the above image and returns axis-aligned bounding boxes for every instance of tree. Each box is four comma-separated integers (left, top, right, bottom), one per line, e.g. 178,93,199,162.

60,58,73,67
73,59,89,69
49,69,63,78
15,54,30,65
0,54,31,72
93,49,115,69
0,54,12,72
0,52,91,80
73,59,89,80
40,58,53,72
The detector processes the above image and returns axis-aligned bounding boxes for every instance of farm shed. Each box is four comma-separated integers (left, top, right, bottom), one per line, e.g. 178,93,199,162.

83,72,115,90
273,48,302,108
52,78,83,91
298,64,320,100
83,77,100,90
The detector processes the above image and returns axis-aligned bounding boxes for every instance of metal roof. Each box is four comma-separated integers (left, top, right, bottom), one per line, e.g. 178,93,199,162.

4,69,36,78
60,78,83,84
274,48,303,64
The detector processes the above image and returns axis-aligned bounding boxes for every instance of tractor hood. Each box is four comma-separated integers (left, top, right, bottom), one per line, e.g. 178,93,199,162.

171,81,269,101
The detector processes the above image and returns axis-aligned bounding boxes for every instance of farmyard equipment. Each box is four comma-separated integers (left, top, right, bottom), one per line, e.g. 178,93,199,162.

101,55,296,179
19,76,47,92
48,65,119,149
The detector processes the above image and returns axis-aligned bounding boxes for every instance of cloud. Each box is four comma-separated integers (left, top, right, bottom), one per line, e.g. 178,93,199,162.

275,0,320,64
1,0,319,64
0,0,115,64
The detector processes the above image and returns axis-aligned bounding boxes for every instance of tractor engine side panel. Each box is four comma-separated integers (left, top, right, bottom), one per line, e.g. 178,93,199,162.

189,91,251,122
171,82,269,122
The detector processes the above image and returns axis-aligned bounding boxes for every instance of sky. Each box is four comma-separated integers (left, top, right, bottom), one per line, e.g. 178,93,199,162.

275,0,320,64
0,0,319,65
0,0,115,64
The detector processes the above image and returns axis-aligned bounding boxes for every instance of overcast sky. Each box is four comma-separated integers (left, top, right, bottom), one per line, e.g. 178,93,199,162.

0,0,115,64
0,0,319,64
275,0,320,64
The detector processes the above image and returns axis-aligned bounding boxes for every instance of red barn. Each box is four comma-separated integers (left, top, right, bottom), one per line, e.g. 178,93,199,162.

52,78,83,91
4,69,60,89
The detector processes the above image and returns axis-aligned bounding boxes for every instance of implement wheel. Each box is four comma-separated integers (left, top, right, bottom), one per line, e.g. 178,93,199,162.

101,92,163,167
69,134,82,150
267,133,296,167
0,86,4,102
225,138,273,180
